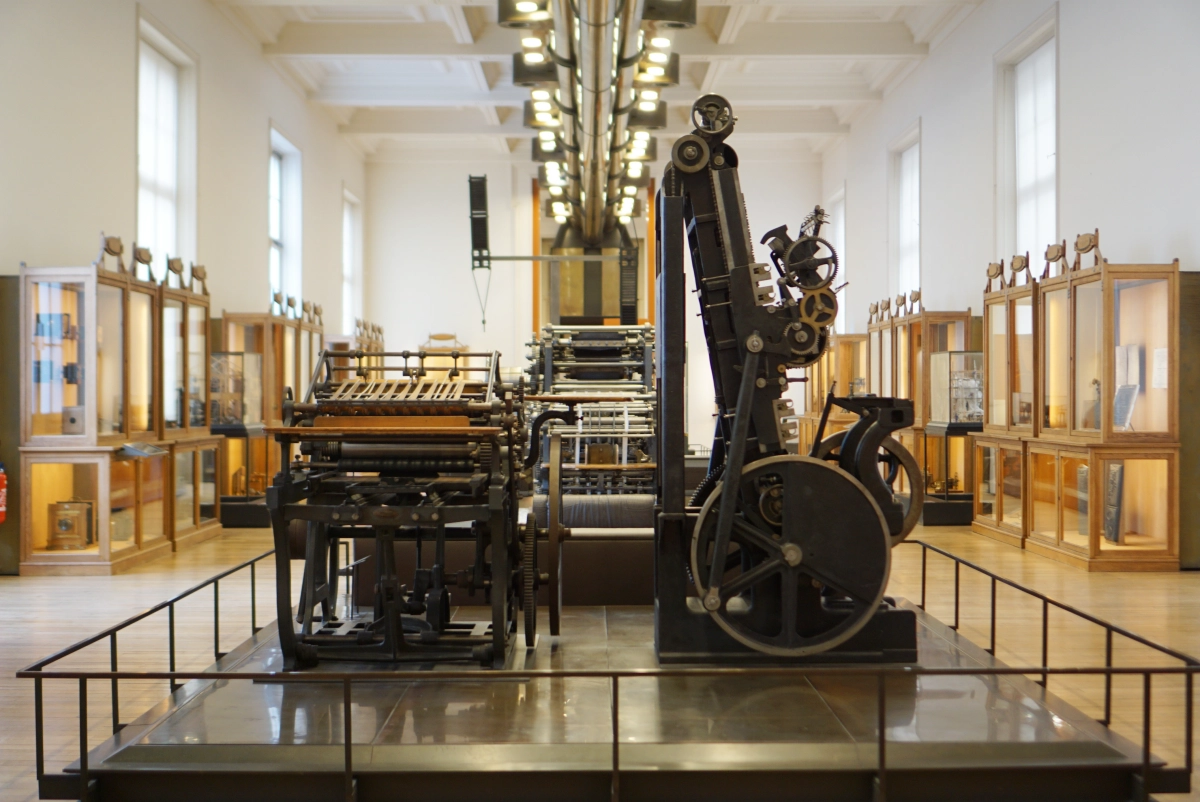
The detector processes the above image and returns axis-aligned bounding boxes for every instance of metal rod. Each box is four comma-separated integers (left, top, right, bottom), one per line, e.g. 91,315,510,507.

919,546,927,610
214,580,221,661
1104,628,1114,725
1041,599,1049,687
1187,672,1194,773
78,678,88,801
344,679,354,802
1142,672,1151,802
486,254,623,262
952,560,960,630
168,602,177,693
110,633,119,733
877,671,887,802
34,677,44,780
611,676,620,802
988,576,996,655
251,562,258,633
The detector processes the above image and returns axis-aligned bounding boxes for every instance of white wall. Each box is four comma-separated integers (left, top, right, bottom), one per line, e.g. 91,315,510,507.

0,0,364,323
826,0,1200,334
683,150,824,450
364,154,532,369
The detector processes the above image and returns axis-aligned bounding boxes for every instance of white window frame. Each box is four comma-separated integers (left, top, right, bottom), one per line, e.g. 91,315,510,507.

342,190,363,336
137,14,197,280
995,7,1058,265
824,185,847,334
269,126,303,308
889,121,921,299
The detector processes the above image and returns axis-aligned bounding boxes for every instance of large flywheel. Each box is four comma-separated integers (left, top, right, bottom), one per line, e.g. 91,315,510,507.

690,456,891,657
814,433,923,546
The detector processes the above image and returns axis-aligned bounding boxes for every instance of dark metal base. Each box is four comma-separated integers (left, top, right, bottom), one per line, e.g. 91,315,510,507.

219,497,270,528
920,495,975,526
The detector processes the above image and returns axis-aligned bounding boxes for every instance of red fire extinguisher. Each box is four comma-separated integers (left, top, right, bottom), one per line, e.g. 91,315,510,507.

0,463,7,524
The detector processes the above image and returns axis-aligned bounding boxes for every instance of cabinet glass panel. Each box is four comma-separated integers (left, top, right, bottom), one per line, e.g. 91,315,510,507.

895,325,909,399
164,299,185,429
30,462,98,554
97,284,124,436
986,302,1006,425
1029,452,1057,543
1042,287,1069,431
850,339,868,397
927,320,964,352
199,448,217,523
1113,278,1170,434
109,457,137,553
30,281,86,437
188,304,207,428
299,330,312,399
141,455,167,546
283,326,297,397
869,331,882,395
1060,454,1089,552
881,327,892,396
977,445,997,522
129,291,155,433
1098,458,1168,552
1074,280,1103,431
1012,296,1034,426
1001,448,1022,529
174,450,195,530
930,351,983,424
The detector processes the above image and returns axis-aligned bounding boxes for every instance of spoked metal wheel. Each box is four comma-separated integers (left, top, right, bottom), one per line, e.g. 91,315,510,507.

814,433,923,545
521,516,538,647
690,456,891,657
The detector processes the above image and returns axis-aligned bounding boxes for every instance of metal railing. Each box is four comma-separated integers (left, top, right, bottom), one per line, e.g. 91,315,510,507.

16,541,1200,802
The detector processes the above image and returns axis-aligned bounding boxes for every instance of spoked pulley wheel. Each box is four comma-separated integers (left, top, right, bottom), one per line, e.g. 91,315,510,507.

815,433,923,546
690,456,891,657
521,515,538,647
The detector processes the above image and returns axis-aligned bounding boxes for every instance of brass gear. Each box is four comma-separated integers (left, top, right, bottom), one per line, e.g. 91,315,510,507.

797,287,838,327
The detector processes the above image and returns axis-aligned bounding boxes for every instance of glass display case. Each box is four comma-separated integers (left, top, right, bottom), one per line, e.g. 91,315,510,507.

19,448,174,575
869,328,882,396
210,352,269,527
160,259,210,437
929,352,983,425
211,352,263,427
971,437,1025,547
170,439,223,549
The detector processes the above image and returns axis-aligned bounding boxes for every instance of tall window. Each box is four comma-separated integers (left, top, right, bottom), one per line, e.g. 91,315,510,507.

341,195,362,335
269,129,302,304
827,192,846,334
138,42,179,268
895,142,920,296
1014,37,1056,260
269,151,284,298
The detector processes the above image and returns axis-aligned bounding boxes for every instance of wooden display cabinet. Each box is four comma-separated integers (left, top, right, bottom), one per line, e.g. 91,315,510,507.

18,447,174,575
19,238,177,573
867,298,894,397
973,233,1195,569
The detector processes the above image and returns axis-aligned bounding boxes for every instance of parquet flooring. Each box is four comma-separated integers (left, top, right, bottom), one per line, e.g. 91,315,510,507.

2,525,1199,800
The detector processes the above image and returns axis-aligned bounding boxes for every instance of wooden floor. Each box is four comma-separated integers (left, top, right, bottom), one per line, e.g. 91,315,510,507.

2,524,1199,800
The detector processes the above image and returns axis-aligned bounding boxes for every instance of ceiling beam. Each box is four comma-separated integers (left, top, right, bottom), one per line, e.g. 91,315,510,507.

311,81,878,107
265,21,924,60
672,22,926,58
341,107,847,137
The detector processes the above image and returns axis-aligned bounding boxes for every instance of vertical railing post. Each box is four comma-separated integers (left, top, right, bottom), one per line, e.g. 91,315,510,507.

169,602,178,693
214,580,221,661
78,679,89,800
251,561,258,634
876,671,887,802
952,560,960,631
1041,599,1049,688
110,632,120,733
34,677,45,781
1141,672,1151,802
919,546,927,610
988,576,996,656
344,679,354,802
1186,669,1194,774
1103,629,1113,726
612,676,620,802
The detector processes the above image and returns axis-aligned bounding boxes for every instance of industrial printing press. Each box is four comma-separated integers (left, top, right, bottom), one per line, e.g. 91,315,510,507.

654,94,923,662
266,348,546,669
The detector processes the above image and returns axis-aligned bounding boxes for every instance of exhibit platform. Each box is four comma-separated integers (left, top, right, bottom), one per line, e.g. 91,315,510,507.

57,600,1164,802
